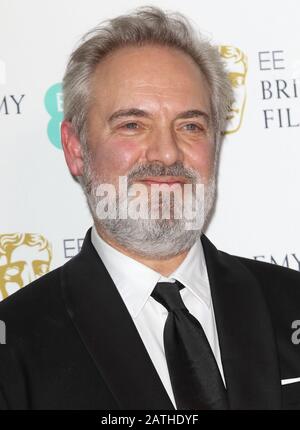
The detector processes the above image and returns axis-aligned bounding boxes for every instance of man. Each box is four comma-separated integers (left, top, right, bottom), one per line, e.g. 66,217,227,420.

0,6,300,410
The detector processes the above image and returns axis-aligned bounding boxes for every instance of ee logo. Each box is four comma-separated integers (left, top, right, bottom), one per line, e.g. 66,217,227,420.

44,83,63,149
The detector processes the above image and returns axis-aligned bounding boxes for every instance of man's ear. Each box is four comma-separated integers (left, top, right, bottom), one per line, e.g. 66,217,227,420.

61,120,84,177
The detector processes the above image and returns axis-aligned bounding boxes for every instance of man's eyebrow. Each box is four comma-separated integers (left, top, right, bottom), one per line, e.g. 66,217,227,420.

108,108,151,122
174,109,210,124
108,108,210,124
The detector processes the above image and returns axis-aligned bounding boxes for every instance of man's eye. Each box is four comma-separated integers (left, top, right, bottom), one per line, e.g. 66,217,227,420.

184,123,202,131
122,122,139,129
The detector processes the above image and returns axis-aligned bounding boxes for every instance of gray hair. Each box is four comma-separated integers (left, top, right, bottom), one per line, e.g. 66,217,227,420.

62,5,233,151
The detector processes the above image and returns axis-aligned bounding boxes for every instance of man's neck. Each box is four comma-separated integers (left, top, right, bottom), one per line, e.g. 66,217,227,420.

95,226,189,277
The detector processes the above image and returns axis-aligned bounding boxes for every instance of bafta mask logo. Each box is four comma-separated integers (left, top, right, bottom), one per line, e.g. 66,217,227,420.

219,46,248,134
0,233,52,300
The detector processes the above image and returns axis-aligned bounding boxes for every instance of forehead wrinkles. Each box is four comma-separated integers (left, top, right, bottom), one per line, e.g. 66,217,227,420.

94,73,204,100
123,79,198,91
115,85,195,102
91,83,209,116
90,51,211,118
92,46,208,91
108,72,210,102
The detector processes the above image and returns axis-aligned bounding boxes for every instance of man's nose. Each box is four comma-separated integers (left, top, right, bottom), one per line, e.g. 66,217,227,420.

145,127,183,166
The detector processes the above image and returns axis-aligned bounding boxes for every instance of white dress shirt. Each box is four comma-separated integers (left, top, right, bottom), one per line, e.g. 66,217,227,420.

91,226,225,409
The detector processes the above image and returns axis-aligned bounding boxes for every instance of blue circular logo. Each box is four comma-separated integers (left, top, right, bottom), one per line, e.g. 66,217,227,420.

44,83,63,149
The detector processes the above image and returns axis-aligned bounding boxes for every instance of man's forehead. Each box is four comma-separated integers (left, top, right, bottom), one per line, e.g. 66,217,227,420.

92,44,207,89
94,43,194,66
107,107,211,126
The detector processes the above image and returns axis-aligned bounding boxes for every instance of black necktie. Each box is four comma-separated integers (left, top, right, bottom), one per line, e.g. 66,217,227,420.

151,281,228,410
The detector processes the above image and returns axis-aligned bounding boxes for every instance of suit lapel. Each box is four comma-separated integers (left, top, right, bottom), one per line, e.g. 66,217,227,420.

60,227,282,410
201,234,282,409
61,229,174,410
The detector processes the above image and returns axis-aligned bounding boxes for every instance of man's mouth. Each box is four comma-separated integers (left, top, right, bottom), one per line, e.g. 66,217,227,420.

135,177,189,185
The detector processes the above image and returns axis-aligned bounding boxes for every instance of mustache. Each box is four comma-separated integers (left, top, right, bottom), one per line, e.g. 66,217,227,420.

127,162,200,184
83,161,201,196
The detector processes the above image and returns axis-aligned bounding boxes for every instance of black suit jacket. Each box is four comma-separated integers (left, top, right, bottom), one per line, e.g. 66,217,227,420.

0,228,300,410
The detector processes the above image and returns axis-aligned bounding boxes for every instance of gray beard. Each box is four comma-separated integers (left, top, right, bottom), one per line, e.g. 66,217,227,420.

80,158,216,259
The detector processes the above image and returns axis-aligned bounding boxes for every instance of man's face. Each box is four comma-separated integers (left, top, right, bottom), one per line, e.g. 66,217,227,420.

87,44,215,190
65,45,217,258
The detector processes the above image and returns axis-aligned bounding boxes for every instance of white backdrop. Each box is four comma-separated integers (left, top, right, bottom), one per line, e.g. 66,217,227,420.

1,0,299,300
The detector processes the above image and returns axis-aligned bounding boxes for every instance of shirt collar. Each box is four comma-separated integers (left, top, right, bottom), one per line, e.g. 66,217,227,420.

91,226,211,319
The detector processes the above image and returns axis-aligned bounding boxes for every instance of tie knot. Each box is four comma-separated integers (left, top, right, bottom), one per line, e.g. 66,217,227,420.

151,281,185,312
